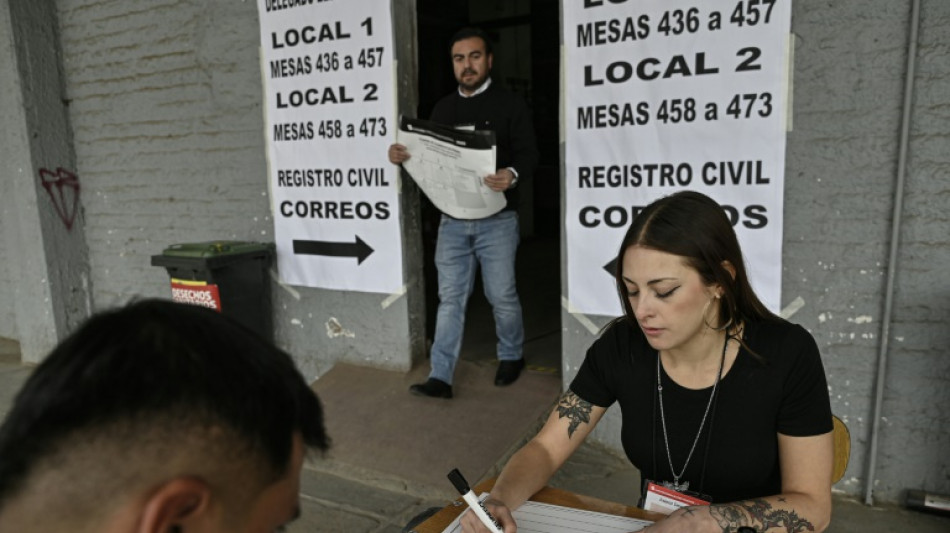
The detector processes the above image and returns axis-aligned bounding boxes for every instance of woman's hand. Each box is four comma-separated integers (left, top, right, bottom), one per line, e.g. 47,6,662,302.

459,498,517,533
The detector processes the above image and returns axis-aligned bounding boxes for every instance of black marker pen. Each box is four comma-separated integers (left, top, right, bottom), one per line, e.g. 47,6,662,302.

447,468,503,533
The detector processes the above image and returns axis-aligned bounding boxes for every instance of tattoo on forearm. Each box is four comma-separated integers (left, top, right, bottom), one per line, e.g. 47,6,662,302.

555,391,592,438
710,499,815,533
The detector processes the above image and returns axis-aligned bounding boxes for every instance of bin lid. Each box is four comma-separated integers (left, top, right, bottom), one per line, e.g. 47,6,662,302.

158,241,272,259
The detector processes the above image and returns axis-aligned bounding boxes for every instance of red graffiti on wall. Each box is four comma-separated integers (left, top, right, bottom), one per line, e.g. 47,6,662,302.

39,167,80,230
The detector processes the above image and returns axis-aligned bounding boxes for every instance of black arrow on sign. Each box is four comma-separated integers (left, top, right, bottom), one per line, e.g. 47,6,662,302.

293,236,374,265
603,257,618,278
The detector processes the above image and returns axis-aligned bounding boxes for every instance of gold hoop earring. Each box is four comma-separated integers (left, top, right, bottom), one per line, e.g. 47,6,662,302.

703,297,733,332
702,298,714,329
713,315,734,332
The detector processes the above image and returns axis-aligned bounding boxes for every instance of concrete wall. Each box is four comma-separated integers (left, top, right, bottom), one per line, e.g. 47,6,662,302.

0,1,19,341
562,0,950,504
875,0,950,500
0,0,92,360
41,0,424,382
0,235,14,340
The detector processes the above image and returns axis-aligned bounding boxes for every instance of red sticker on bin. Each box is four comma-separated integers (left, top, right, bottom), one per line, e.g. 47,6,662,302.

170,279,222,311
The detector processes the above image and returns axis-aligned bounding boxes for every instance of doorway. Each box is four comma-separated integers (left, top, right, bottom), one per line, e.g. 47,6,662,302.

415,0,562,375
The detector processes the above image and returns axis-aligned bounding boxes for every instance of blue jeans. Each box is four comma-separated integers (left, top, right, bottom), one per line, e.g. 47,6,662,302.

429,211,524,384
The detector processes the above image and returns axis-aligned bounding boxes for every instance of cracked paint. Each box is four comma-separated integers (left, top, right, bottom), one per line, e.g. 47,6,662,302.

326,317,355,338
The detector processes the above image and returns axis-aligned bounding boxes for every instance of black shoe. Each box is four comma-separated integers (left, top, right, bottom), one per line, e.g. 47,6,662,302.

409,378,453,399
495,359,526,386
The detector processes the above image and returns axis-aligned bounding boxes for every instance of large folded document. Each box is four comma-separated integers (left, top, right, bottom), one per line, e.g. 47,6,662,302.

397,116,505,220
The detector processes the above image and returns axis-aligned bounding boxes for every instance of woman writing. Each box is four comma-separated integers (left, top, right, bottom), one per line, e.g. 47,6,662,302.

461,191,833,532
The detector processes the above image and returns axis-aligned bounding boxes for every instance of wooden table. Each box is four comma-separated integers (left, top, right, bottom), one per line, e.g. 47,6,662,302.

412,478,665,533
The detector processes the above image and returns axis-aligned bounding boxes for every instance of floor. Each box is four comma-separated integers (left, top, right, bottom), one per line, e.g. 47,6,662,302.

311,359,560,496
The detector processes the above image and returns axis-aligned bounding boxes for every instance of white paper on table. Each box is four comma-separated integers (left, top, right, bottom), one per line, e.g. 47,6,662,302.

397,116,505,220
439,493,653,533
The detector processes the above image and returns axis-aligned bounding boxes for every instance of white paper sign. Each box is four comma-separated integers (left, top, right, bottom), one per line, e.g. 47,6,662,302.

258,0,402,293
564,0,791,316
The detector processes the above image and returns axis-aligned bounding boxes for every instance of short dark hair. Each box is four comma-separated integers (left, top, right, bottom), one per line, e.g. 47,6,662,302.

0,298,329,510
449,27,493,56
615,191,779,331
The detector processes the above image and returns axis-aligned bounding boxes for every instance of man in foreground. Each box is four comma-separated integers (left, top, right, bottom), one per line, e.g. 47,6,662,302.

0,299,329,533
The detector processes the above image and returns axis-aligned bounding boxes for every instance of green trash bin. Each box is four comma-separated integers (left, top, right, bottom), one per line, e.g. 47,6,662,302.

151,241,275,341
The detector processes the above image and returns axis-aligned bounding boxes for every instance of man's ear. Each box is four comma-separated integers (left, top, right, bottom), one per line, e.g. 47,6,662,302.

137,477,212,533
487,52,493,71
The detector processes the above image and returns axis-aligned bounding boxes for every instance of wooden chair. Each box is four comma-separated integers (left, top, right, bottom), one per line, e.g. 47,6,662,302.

832,415,851,484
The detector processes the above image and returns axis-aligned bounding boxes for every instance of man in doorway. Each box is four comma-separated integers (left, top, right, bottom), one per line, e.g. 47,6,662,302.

389,27,539,399
0,299,330,532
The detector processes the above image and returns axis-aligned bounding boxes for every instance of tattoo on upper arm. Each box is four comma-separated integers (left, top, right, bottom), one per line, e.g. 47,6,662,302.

709,499,815,533
555,391,593,438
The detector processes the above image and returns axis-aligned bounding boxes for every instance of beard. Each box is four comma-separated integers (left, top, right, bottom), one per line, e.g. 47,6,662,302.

457,69,489,93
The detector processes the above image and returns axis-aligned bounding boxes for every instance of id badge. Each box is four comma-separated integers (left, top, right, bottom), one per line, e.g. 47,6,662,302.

640,480,712,515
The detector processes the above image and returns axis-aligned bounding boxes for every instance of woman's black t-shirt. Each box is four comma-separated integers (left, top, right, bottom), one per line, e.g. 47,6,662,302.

569,319,833,503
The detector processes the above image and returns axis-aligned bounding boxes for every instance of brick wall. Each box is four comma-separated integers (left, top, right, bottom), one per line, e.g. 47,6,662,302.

56,1,274,306
51,0,422,380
